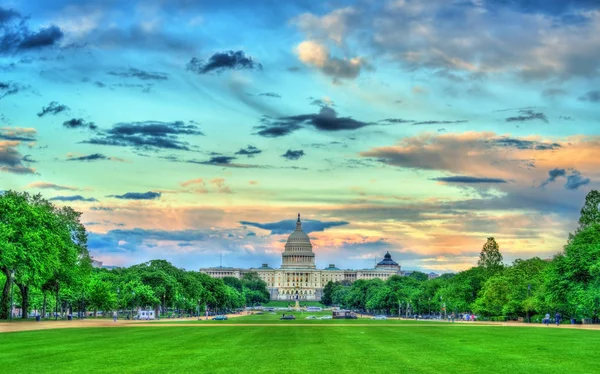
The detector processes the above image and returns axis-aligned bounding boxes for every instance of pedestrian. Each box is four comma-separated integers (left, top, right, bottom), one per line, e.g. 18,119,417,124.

113,311,117,322
555,312,561,326
544,313,550,326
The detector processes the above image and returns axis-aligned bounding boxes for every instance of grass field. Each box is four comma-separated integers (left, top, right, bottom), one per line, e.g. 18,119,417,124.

1,313,598,373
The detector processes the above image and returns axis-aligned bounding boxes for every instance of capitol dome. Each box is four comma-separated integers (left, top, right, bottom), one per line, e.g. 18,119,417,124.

281,214,316,269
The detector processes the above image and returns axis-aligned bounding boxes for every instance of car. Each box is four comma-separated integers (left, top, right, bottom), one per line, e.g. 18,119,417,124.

320,316,332,320
280,315,296,320
305,315,317,319
372,315,387,320
212,315,228,320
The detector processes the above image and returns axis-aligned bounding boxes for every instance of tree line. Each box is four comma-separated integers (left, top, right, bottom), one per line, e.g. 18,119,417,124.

321,190,600,323
0,191,269,319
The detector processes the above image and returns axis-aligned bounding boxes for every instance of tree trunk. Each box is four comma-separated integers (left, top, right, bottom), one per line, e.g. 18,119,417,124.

0,267,10,320
42,293,47,319
17,283,29,319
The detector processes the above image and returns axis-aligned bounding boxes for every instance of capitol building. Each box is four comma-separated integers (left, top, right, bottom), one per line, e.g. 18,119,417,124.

200,214,403,301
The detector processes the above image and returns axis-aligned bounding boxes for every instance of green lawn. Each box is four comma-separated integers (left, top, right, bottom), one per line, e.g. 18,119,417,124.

1,319,598,373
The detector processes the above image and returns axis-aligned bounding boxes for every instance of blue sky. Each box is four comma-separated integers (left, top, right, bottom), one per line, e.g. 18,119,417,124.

1,0,599,273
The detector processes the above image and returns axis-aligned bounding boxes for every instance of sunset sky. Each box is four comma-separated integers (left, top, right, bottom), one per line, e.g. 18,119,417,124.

1,0,599,273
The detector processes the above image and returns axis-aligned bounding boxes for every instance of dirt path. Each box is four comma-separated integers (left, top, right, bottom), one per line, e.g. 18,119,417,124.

2,318,599,334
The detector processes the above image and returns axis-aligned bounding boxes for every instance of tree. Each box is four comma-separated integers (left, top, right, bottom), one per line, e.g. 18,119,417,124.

41,205,91,319
240,272,269,306
478,237,503,272
577,190,600,230
408,272,429,282
87,276,116,316
321,281,339,306
0,192,64,319
545,223,600,321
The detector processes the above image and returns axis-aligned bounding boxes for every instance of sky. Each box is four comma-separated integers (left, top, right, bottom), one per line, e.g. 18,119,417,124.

1,0,599,274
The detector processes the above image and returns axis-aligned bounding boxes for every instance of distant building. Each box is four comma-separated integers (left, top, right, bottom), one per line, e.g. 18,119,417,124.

200,214,402,301
428,272,440,280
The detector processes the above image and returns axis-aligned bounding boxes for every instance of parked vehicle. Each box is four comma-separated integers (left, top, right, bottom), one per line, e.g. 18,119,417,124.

320,315,333,320
372,315,387,320
305,315,317,319
212,315,228,320
280,315,296,320
332,310,357,319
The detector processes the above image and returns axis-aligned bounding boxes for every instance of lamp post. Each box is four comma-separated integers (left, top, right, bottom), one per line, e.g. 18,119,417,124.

132,291,135,320
428,297,431,317
527,284,531,323
9,270,14,322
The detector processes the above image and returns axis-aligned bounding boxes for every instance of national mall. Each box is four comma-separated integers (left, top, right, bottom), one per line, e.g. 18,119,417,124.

200,214,412,301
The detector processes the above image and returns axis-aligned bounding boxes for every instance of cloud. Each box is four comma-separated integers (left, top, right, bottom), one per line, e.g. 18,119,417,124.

234,145,262,157
49,195,98,202
180,178,205,187
432,176,508,184
540,168,567,188
380,118,414,124
0,81,27,100
254,106,374,138
239,218,349,235
578,90,600,103
0,127,36,141
542,88,567,99
66,153,108,162
37,101,70,117
164,155,273,169
295,40,368,83
0,140,36,174
26,182,80,191
203,156,236,165
505,109,549,123
413,120,468,126
258,92,281,98
84,121,203,151
90,206,113,211
88,228,212,252
209,178,233,194
186,51,262,74
540,168,591,190
565,171,591,190
291,7,358,46
281,149,305,160
359,132,600,184
0,7,63,54
107,68,168,81
63,118,97,130
292,2,600,81
107,191,161,200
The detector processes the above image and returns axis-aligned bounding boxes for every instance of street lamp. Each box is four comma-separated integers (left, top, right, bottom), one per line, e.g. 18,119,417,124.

132,291,135,319
9,270,14,322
